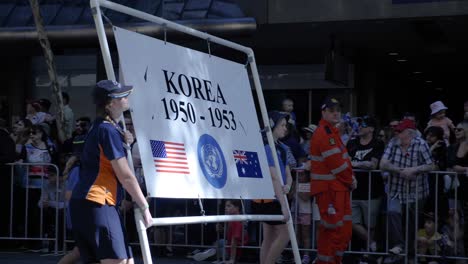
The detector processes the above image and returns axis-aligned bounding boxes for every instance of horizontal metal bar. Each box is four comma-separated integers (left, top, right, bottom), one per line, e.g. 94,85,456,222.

0,18,256,44
151,214,284,226
92,0,254,55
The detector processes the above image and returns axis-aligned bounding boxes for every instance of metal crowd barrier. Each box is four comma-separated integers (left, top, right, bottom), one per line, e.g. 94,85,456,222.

119,169,467,264
1,162,61,256
4,164,468,264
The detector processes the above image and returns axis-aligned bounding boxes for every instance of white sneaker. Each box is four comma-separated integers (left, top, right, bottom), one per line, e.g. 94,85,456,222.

187,249,201,258
389,245,403,255
193,248,217,261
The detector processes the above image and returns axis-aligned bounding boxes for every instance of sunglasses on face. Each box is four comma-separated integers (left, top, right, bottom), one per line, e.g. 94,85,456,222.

455,128,464,132
359,122,369,128
30,131,38,135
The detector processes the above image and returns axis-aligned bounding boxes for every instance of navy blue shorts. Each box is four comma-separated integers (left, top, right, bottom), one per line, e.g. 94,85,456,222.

252,200,285,225
70,199,133,263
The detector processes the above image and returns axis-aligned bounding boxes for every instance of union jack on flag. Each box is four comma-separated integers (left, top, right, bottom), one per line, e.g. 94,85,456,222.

233,150,248,165
232,150,263,178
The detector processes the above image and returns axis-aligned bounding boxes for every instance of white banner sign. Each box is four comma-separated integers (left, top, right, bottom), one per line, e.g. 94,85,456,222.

114,27,275,199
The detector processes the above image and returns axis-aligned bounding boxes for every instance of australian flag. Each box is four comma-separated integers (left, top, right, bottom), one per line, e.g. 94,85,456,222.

233,150,263,178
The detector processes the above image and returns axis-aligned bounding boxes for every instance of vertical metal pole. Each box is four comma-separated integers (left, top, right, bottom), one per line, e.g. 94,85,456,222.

312,198,316,250
63,198,67,254
405,181,409,264
135,208,153,264
55,165,59,254
454,175,459,256
367,171,371,251
9,165,14,237
25,166,29,238
248,53,301,264
414,177,419,264
385,173,390,253
349,190,353,252
294,170,298,232
90,1,151,263
185,200,188,246
39,174,44,239
308,90,312,125
90,0,116,80
434,173,439,258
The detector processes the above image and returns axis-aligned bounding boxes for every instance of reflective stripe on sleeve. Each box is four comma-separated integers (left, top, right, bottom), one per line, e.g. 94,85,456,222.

331,162,348,175
317,254,334,262
311,173,336,180
320,219,343,229
322,147,341,158
310,155,324,162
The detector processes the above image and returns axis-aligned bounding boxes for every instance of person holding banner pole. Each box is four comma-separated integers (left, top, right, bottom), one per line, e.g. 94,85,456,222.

70,80,152,264
310,97,356,264
252,111,292,264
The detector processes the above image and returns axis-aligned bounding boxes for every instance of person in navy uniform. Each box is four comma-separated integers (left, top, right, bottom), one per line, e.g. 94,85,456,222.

70,80,152,264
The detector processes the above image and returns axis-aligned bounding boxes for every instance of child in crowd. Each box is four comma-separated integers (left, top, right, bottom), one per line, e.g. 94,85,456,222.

193,200,249,263
417,212,441,264
427,101,455,144
291,172,312,264
281,98,296,127
300,124,317,156
440,209,466,263
57,143,83,264
38,166,66,253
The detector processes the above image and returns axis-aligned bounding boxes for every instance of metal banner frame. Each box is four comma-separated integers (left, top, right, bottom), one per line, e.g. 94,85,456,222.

89,1,301,263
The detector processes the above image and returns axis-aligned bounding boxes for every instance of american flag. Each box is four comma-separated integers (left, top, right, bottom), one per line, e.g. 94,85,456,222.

150,140,189,174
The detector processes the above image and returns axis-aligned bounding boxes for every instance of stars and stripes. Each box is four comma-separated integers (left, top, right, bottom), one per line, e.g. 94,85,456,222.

150,140,189,174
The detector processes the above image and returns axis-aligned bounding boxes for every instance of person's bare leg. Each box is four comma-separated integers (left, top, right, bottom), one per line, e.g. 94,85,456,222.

295,224,303,248
352,223,369,243
264,224,290,264
302,224,311,253
260,223,274,264
101,258,131,264
58,246,80,264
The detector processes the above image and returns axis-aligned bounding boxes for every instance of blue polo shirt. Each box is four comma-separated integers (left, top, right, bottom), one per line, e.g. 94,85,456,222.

264,143,287,185
71,118,126,206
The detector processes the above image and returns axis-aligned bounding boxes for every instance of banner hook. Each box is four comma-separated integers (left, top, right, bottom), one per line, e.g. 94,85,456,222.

101,10,114,28
163,23,167,45
197,195,206,216
207,38,211,57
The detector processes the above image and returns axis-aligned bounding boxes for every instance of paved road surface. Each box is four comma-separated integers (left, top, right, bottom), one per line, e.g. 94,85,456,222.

0,250,220,264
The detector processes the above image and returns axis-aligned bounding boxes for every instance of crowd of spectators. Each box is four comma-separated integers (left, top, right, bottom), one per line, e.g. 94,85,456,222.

0,95,468,264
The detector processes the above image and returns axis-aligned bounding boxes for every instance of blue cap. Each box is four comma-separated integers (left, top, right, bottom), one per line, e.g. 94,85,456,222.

96,80,133,99
321,97,340,110
268,111,289,130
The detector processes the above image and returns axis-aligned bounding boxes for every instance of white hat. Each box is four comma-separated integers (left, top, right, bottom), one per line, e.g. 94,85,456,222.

302,124,317,134
430,101,448,115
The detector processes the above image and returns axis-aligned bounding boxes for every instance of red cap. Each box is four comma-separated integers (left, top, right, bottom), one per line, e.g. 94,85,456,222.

394,118,416,132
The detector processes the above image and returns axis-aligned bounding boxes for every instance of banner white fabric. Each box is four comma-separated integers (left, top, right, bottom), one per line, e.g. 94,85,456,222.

114,27,275,199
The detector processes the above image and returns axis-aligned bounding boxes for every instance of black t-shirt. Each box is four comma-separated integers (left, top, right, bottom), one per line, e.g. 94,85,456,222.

447,143,468,201
346,137,385,199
